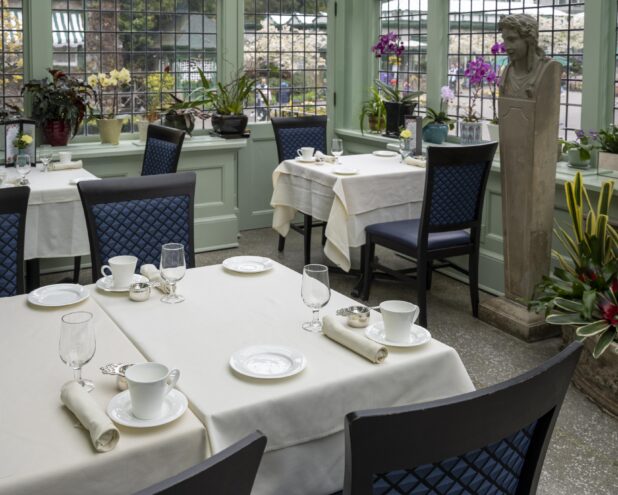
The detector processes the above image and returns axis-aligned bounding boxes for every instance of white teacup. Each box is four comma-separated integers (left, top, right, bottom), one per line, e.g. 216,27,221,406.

297,147,315,160
101,255,137,288
125,363,180,420
379,300,419,343
58,151,72,164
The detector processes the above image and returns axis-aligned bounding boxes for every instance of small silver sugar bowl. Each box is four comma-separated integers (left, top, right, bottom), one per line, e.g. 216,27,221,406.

129,282,151,302
336,306,371,328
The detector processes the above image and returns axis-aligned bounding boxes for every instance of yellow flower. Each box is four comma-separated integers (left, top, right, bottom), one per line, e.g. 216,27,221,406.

87,74,98,87
400,129,412,139
109,69,120,79
117,67,131,84
108,76,119,86
97,73,107,85
21,134,33,144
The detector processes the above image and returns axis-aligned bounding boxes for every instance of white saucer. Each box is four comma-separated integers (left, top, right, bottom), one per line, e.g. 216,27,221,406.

296,157,317,163
365,321,431,348
96,274,149,292
372,150,398,157
230,345,306,379
333,166,359,175
222,256,274,273
28,284,89,307
107,389,188,428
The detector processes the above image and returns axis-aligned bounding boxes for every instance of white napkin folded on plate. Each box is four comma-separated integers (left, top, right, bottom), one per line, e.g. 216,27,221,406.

323,315,388,364
60,381,119,453
404,156,426,168
314,151,337,164
49,160,83,171
140,264,170,293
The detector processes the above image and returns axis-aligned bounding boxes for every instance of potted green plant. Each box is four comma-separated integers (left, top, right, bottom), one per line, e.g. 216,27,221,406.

560,130,598,169
375,80,423,138
460,57,497,145
422,85,455,144
597,124,618,173
359,85,386,135
162,94,202,136
22,69,94,146
87,68,132,145
530,172,618,416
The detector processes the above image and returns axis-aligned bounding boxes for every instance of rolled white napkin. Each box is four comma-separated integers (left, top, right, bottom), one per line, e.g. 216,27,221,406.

140,264,170,293
60,381,119,453
323,315,388,364
404,156,426,168
314,151,337,163
49,160,83,171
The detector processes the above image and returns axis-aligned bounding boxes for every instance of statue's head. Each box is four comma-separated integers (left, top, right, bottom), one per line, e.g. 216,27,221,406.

498,14,545,72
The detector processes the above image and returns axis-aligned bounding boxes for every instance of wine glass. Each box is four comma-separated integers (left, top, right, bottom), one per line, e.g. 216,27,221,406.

399,138,412,163
59,311,96,392
15,154,31,185
331,138,343,164
160,243,186,304
38,146,53,173
301,264,331,332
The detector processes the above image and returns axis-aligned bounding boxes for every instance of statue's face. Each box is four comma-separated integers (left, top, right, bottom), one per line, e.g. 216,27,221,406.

501,27,527,63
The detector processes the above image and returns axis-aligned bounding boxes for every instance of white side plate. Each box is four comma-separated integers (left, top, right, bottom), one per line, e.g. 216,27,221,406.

107,389,188,428
332,166,359,175
295,157,317,163
365,321,431,348
222,256,274,274
372,150,398,157
96,274,149,292
27,284,89,307
230,345,306,379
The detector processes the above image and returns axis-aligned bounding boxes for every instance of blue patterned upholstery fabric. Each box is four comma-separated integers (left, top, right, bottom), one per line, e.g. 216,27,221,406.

429,162,486,227
91,195,192,269
277,127,326,160
366,219,470,251
142,137,180,176
372,421,538,495
0,212,20,297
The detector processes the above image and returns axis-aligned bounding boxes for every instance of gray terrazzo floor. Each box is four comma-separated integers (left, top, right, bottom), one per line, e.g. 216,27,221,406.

44,226,618,495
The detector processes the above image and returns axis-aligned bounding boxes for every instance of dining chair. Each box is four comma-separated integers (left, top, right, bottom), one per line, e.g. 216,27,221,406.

271,115,328,265
78,172,196,282
361,142,498,327
342,341,583,495
141,124,185,176
134,430,267,495
0,186,29,297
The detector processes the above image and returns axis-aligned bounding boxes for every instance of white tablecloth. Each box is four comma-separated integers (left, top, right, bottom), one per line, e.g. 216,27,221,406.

271,153,426,271
92,262,474,495
0,295,207,495
2,167,97,259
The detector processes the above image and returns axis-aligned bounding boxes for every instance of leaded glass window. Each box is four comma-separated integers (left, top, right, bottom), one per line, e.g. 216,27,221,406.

0,0,23,113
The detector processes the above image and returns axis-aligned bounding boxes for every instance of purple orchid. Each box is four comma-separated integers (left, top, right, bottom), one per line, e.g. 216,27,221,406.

462,57,498,122
371,32,405,59
491,42,506,55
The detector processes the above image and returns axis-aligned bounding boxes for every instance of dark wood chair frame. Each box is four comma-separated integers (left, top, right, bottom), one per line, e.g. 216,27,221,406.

0,186,29,296
78,172,196,283
343,342,583,495
134,430,267,495
361,142,498,327
271,115,328,265
141,124,186,176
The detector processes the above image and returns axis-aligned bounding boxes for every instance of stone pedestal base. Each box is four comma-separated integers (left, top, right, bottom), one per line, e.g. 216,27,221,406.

479,296,560,342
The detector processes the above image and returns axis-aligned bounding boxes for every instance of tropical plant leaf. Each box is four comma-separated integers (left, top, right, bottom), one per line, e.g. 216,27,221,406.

546,313,590,325
581,289,597,319
553,298,584,312
597,181,613,217
592,327,617,358
576,320,610,337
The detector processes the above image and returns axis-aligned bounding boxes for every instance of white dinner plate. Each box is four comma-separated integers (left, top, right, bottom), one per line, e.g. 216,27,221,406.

365,321,431,348
372,150,398,158
332,166,359,175
107,389,188,428
222,256,274,274
27,283,89,307
230,345,306,379
96,274,149,292
295,157,317,163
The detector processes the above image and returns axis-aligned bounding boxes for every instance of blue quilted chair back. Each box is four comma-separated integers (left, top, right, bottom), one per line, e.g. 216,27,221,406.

343,342,583,495
0,187,29,297
141,124,185,176
271,116,327,162
78,173,196,282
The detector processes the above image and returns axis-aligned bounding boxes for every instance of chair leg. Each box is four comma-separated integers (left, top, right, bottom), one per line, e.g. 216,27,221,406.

72,256,81,284
417,257,428,327
321,224,327,246
303,214,312,265
469,249,480,317
25,258,40,292
426,260,433,290
361,241,375,301
278,234,286,252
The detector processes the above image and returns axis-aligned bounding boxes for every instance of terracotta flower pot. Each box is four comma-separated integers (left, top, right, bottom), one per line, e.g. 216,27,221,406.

97,119,123,145
42,120,71,146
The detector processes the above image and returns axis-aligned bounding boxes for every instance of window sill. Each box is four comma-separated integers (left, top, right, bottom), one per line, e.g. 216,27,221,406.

48,135,248,160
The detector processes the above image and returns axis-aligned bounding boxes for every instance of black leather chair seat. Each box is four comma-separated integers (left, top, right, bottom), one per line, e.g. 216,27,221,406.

366,218,470,251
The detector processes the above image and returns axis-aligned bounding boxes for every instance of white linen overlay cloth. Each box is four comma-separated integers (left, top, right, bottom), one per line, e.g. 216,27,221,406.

92,263,475,495
271,153,426,271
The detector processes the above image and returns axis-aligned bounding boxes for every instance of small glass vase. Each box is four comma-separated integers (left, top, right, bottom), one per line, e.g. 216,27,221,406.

460,121,483,145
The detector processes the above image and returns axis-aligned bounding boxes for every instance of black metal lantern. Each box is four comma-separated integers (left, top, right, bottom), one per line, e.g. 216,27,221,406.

1,117,36,166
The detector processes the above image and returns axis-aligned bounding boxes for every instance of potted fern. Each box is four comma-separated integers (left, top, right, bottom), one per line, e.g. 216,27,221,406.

359,85,385,135
530,172,618,416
